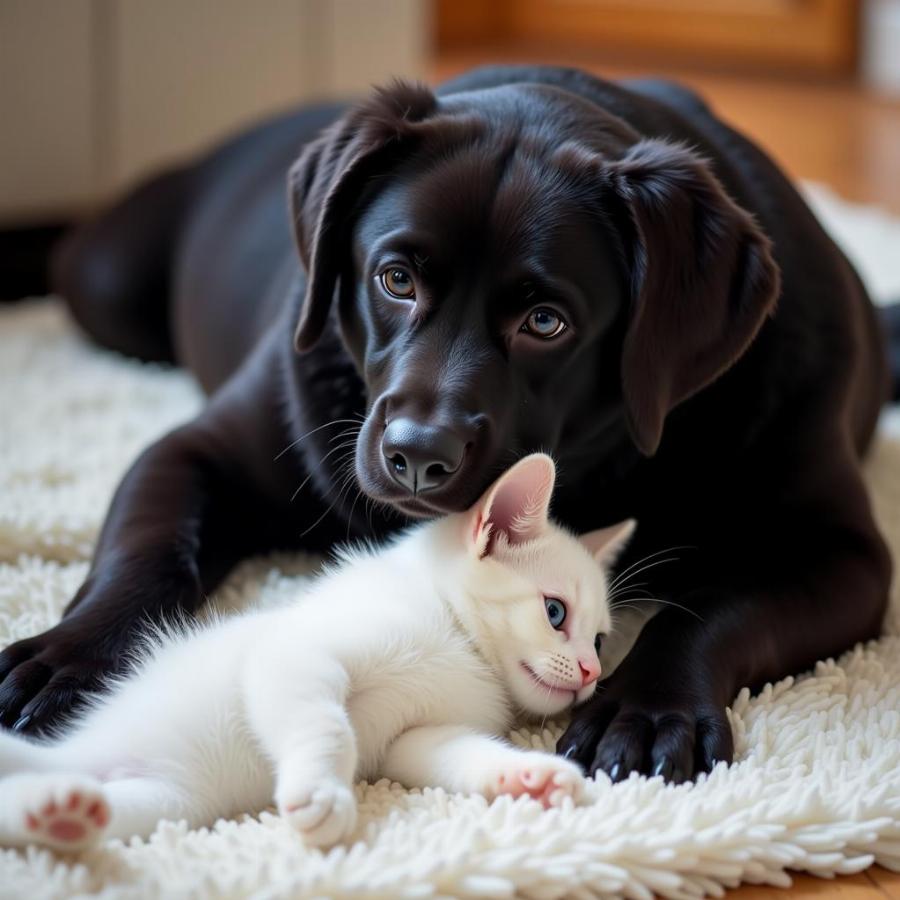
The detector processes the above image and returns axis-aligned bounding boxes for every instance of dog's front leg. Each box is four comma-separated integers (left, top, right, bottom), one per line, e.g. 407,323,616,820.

0,347,308,736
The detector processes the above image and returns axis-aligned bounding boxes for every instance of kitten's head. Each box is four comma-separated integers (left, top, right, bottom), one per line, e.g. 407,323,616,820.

453,453,634,717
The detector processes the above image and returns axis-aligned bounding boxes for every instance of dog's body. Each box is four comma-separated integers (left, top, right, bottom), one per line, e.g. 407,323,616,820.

0,66,891,784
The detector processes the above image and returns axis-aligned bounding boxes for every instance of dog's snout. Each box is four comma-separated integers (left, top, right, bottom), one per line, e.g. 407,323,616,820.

382,418,467,494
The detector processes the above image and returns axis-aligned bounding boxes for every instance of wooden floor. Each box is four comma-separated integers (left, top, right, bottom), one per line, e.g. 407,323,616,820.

432,46,900,899
731,868,900,900
431,47,900,214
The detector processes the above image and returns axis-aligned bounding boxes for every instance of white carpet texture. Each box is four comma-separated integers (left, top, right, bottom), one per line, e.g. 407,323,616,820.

1,184,900,899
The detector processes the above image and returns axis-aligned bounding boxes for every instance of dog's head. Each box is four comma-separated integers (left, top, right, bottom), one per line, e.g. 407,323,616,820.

289,79,780,518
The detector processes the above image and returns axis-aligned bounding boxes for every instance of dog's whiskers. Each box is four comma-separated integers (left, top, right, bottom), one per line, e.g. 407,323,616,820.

289,436,360,504
328,424,362,445
298,448,361,538
273,418,361,461
345,483,365,543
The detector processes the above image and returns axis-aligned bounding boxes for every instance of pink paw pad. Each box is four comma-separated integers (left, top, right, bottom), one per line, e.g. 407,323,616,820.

25,788,110,847
491,759,582,809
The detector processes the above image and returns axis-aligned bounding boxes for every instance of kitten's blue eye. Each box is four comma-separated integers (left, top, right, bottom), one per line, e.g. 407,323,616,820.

544,597,567,630
594,634,603,657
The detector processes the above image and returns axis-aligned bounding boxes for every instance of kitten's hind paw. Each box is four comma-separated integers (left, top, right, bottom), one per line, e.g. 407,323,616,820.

278,776,356,848
4,773,109,851
488,752,585,808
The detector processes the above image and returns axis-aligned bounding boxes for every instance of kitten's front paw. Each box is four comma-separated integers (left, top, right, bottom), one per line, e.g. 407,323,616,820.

487,752,584,808
277,776,356,848
5,773,109,851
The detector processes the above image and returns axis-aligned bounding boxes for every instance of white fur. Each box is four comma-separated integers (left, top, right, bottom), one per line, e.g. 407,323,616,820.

0,455,632,852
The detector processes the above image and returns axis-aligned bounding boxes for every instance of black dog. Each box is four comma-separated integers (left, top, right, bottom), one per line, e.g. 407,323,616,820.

0,66,892,785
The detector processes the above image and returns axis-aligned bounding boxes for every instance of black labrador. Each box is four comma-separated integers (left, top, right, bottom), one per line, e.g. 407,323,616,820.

0,66,893,785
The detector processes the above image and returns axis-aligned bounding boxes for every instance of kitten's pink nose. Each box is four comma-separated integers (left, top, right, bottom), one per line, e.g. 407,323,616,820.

579,659,600,686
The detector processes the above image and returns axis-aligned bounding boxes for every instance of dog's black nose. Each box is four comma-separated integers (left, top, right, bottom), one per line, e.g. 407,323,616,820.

382,419,466,494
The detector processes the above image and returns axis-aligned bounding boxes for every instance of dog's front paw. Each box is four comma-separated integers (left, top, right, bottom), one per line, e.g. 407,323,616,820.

557,657,734,784
486,752,584,808
0,619,126,735
277,775,356,848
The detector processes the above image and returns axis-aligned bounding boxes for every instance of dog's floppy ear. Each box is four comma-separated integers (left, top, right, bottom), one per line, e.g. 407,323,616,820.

606,139,780,455
288,81,437,351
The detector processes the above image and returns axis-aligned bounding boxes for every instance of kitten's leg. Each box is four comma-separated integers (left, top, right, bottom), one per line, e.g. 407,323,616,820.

264,699,357,847
0,772,200,850
0,729,58,775
243,654,357,847
382,725,585,808
0,773,110,851
102,776,197,841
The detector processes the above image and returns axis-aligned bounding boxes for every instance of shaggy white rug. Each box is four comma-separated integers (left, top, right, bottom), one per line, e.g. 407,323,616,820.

1,184,899,899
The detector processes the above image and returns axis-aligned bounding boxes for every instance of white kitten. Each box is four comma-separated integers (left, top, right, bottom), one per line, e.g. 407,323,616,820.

0,454,633,852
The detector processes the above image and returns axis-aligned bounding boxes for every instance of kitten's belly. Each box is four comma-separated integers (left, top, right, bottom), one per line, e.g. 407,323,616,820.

68,618,274,816
347,643,509,781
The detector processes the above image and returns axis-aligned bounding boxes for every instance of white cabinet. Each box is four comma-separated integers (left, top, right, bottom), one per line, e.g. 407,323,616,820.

0,0,427,224
0,0,97,222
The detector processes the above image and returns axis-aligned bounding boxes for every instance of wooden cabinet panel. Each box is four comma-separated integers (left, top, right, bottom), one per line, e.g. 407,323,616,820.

438,0,860,74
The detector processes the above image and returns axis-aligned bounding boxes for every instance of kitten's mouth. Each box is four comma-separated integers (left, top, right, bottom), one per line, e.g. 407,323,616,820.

520,662,578,700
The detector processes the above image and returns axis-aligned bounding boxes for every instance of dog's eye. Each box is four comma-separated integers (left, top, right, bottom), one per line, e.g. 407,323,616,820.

522,307,566,339
544,597,567,630
379,267,416,300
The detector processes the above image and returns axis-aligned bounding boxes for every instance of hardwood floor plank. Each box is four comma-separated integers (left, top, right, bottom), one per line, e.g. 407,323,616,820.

867,866,900,898
727,872,885,899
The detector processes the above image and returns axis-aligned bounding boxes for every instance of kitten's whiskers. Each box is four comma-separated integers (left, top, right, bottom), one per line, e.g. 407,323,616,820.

610,595,704,622
607,546,693,593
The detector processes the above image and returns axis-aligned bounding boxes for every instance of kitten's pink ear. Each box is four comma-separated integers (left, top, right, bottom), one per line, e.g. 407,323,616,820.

581,519,636,566
471,454,556,557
